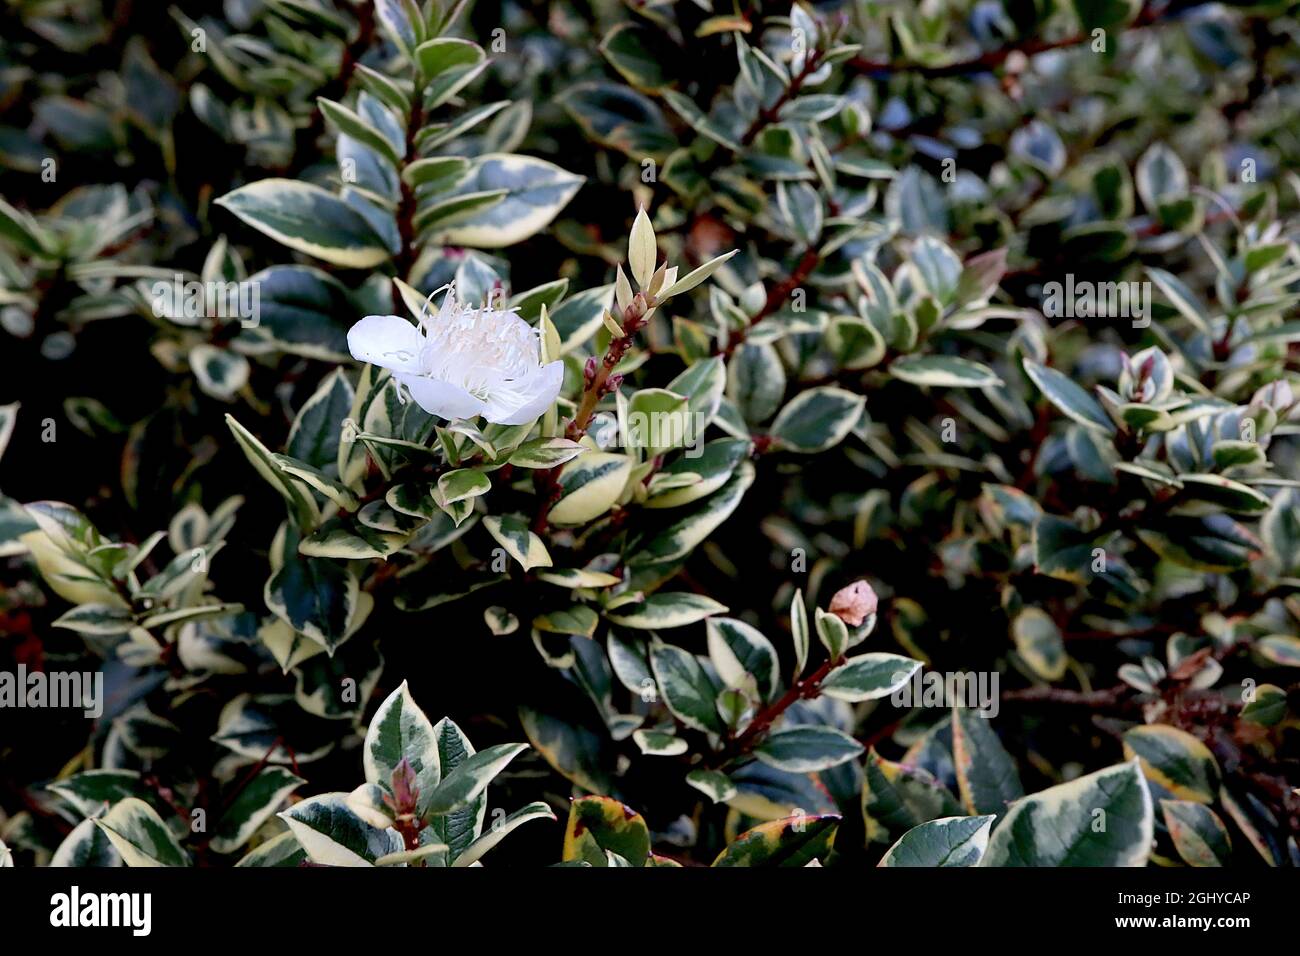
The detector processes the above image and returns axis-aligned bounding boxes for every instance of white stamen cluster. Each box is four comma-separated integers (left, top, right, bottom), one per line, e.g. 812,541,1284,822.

346,283,563,426
416,287,540,399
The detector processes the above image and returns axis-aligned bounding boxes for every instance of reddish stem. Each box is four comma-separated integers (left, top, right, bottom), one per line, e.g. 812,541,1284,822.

532,294,654,533
715,657,839,767
740,51,823,146
720,247,820,356
847,4,1162,78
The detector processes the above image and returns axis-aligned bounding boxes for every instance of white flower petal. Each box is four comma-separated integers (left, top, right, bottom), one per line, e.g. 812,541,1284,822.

396,372,486,420
348,315,424,374
481,360,564,426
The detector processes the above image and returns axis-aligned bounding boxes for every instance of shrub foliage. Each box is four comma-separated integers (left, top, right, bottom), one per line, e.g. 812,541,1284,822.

1,0,1299,868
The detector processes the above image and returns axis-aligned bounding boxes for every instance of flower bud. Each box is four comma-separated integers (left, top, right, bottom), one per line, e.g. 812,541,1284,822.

627,293,648,323
828,580,877,627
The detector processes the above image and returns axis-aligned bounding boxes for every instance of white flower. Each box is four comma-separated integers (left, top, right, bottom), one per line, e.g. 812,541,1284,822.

347,285,563,426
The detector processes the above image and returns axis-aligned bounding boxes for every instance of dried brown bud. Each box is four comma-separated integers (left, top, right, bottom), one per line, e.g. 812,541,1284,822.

828,580,877,627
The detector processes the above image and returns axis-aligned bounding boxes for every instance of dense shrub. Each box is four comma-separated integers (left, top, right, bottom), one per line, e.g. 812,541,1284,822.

1,0,1299,869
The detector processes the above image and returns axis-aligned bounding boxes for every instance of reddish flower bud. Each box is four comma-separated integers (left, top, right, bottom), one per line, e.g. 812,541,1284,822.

828,580,878,627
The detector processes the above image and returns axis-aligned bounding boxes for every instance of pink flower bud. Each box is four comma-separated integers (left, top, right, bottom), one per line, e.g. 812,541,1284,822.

828,580,878,627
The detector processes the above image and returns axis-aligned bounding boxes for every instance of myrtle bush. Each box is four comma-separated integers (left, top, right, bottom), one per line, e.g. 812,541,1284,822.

1,0,1298,870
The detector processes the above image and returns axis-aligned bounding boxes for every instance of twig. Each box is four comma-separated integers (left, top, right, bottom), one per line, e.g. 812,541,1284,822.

287,0,377,174
392,96,426,309
712,656,839,768
847,3,1163,79
1001,684,1128,707
740,51,823,146
532,292,657,532
719,247,820,356
219,737,284,813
